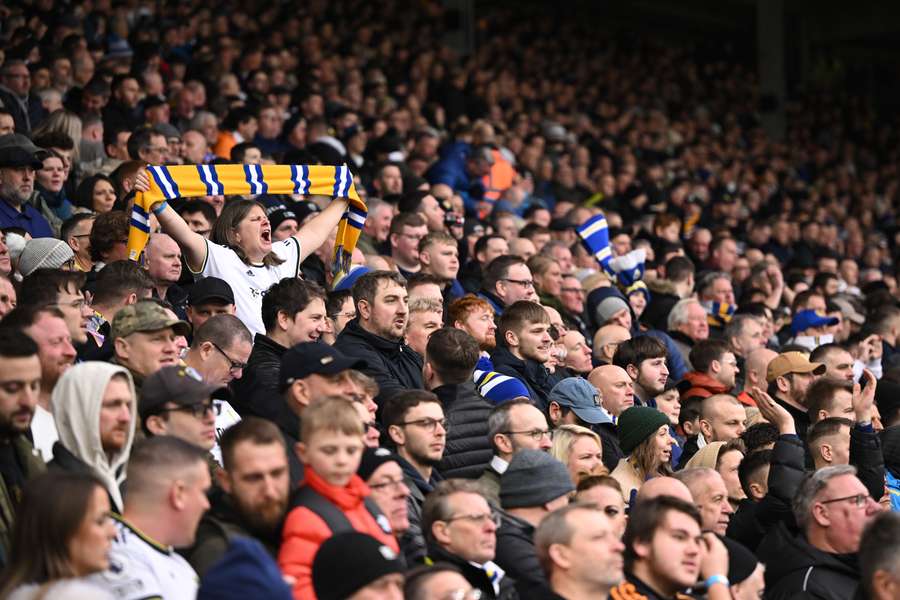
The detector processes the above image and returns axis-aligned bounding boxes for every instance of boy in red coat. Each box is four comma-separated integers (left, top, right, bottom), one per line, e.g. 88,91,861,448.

278,397,399,599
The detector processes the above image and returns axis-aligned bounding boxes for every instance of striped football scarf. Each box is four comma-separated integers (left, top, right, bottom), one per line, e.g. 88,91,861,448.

127,164,366,277
703,300,736,327
577,214,613,274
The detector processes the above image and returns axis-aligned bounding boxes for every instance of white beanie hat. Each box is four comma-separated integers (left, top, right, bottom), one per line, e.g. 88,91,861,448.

18,238,74,277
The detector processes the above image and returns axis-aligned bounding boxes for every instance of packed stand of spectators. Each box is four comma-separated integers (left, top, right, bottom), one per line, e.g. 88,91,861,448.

2,0,900,599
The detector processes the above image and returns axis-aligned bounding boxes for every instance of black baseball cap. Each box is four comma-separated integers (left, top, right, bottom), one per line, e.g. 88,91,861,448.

139,366,222,421
189,277,235,306
279,343,366,391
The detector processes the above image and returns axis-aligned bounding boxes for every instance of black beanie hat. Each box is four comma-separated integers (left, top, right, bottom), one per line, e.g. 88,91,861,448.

357,447,402,481
312,532,403,600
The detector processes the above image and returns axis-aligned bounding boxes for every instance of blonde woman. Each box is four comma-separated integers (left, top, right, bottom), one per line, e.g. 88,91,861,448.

610,406,675,506
550,424,607,485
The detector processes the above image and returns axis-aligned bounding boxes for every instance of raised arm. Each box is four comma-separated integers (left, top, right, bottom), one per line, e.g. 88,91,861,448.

134,170,208,272
294,197,350,262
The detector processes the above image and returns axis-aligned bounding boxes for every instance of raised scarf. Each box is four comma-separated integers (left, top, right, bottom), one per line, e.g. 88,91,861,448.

127,163,366,277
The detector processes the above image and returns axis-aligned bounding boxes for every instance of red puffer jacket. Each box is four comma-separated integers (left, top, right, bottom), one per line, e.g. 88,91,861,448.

278,467,399,600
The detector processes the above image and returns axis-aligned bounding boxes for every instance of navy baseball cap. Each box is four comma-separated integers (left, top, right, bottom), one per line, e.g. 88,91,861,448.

279,343,366,390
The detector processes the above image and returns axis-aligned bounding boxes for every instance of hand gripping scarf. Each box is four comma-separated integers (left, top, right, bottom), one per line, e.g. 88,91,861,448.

577,214,649,299
127,164,366,278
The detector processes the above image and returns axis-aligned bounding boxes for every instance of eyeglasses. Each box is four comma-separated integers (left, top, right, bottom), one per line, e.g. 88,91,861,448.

210,341,247,372
820,493,872,508
328,311,356,321
444,511,501,528
440,591,483,600
502,428,552,441
501,278,535,288
560,287,585,295
401,417,449,433
369,478,407,492
53,297,87,310
156,401,220,419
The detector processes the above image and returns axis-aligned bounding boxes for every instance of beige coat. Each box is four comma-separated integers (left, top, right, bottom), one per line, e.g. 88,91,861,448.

610,458,644,506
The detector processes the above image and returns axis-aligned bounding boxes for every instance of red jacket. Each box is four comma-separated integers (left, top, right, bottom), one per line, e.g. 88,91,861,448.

679,371,730,401
278,467,399,600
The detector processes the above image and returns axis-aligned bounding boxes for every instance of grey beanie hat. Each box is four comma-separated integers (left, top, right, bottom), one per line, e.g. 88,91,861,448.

18,238,74,276
595,295,630,325
500,449,575,509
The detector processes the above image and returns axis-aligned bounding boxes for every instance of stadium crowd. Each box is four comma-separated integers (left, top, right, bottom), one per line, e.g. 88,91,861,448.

0,0,900,599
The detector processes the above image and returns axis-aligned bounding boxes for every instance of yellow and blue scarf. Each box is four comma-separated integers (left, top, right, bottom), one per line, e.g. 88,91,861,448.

127,163,366,277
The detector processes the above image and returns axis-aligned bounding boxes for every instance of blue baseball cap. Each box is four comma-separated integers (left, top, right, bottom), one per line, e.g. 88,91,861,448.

791,309,839,336
547,377,612,425
332,264,371,292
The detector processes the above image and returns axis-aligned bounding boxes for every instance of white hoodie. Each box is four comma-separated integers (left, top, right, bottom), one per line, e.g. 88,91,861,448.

50,362,137,511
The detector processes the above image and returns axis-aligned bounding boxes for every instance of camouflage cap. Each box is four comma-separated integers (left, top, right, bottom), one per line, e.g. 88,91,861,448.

111,300,191,340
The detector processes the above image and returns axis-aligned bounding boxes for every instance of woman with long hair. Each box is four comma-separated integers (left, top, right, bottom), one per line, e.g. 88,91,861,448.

0,472,116,599
73,174,121,214
550,424,607,484
135,171,352,336
610,406,675,507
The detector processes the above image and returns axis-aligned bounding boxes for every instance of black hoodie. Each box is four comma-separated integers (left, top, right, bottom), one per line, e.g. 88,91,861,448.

757,522,861,600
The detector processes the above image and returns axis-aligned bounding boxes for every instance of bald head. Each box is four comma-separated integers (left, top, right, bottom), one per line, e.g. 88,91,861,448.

744,347,778,391
699,394,746,442
508,237,537,261
589,364,634,417
593,324,631,363
636,476,693,503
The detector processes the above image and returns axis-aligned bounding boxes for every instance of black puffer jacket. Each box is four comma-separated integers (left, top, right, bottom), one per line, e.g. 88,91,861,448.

435,381,493,479
727,433,805,550
494,512,547,594
230,334,296,435
850,424,885,501
490,346,557,411
758,522,861,600
334,318,423,407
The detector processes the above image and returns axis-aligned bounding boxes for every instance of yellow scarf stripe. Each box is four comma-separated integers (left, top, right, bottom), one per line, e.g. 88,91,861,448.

127,164,365,277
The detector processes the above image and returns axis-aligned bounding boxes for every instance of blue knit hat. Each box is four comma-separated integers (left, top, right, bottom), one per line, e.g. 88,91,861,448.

475,369,531,404
197,538,292,600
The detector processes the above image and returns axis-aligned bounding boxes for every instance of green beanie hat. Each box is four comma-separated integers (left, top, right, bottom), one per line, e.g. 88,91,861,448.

617,406,671,455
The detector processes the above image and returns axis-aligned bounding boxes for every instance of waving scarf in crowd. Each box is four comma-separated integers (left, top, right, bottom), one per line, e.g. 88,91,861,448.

127,163,366,277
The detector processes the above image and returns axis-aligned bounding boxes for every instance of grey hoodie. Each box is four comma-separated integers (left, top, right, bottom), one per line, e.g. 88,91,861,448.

51,362,137,510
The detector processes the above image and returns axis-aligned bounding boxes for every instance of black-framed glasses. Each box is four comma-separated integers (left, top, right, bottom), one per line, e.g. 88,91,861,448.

401,417,449,433
368,478,407,492
444,511,501,528
501,278,535,288
820,493,871,508
210,341,247,372
155,401,220,419
502,428,551,441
